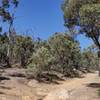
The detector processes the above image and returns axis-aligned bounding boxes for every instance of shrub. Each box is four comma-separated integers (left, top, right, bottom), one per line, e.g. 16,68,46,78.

48,33,81,76
81,47,98,72
28,46,55,78
27,33,82,78
14,35,34,67
0,34,11,67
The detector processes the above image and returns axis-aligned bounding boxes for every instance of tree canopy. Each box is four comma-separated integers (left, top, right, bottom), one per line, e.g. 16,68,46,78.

62,0,100,49
0,0,19,22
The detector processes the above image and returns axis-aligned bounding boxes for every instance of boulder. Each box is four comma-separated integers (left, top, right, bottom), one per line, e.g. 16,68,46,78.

27,80,39,87
44,89,69,100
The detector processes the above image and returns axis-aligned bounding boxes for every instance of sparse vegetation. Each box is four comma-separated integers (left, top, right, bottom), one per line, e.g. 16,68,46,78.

0,0,98,81
0,32,98,81
0,0,100,100
27,33,98,80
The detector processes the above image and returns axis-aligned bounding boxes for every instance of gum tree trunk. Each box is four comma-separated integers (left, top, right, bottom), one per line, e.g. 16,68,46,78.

98,51,100,76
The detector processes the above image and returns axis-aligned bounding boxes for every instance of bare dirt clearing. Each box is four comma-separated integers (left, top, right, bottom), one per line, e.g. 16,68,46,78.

0,68,100,100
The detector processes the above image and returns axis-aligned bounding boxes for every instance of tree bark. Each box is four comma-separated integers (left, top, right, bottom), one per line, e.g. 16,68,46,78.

98,51,100,76
91,32,100,76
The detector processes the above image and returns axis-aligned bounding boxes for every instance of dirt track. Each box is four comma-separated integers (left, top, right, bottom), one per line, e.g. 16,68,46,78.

0,68,100,100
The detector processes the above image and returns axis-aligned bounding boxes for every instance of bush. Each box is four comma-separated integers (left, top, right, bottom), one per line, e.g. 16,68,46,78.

81,47,98,72
0,34,35,68
0,34,11,67
48,33,81,76
27,33,82,78
13,35,34,67
28,46,55,78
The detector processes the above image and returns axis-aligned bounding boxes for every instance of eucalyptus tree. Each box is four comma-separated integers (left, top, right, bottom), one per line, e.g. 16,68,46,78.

0,0,19,67
0,0,19,33
62,0,100,75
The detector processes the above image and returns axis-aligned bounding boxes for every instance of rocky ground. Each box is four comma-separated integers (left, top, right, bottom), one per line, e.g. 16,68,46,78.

0,68,99,100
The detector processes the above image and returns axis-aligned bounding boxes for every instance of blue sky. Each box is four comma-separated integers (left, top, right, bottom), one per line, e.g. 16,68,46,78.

11,0,93,49
14,0,65,38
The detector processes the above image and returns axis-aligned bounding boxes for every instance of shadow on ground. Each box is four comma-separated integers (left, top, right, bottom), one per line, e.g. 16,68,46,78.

9,73,26,78
87,83,100,88
0,76,10,81
0,86,11,90
37,73,65,84
0,91,5,94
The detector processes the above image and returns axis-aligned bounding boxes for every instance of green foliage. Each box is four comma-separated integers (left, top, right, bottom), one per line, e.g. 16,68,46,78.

28,33,82,78
13,35,34,67
0,0,19,22
0,34,10,67
28,46,54,78
0,0,19,67
0,34,34,67
27,33,98,79
81,47,98,72
79,4,100,27
0,32,98,79
48,33,81,75
62,0,100,49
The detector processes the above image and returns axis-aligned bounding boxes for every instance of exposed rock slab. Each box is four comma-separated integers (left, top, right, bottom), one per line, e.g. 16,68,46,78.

43,89,69,100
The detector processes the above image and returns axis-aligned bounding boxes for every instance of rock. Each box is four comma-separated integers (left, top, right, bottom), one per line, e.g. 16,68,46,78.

27,80,39,87
43,89,69,100
36,88,48,98
0,69,4,73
